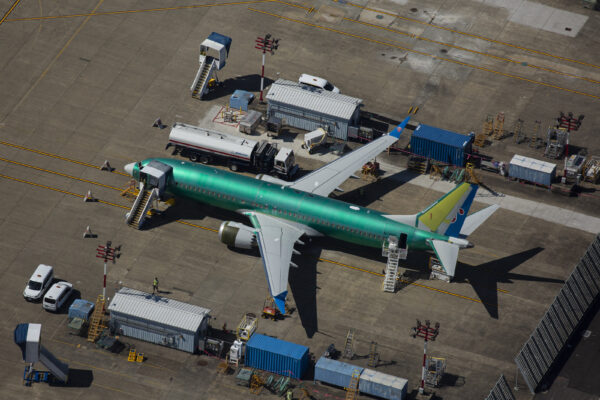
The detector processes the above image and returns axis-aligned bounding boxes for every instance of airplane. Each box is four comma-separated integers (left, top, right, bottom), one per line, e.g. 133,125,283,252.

124,116,499,313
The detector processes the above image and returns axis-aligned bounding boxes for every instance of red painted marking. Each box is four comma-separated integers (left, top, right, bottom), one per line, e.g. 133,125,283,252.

451,217,456,223
459,208,464,215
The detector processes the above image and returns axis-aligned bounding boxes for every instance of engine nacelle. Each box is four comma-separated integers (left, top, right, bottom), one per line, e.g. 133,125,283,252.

255,174,290,186
218,221,257,249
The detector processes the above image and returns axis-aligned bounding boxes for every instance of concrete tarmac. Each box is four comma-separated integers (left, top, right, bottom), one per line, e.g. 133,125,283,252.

1,0,599,399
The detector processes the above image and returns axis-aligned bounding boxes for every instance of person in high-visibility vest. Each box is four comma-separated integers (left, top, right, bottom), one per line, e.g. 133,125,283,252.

153,277,159,294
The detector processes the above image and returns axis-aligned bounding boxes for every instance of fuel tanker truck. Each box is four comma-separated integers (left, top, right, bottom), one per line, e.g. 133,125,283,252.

166,122,298,179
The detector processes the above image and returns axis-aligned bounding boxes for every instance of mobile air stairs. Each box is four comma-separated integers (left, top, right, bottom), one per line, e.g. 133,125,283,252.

382,235,408,292
190,32,232,100
126,160,173,229
14,323,69,385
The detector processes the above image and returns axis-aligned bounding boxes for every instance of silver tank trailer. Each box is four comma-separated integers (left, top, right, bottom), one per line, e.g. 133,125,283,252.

167,123,257,162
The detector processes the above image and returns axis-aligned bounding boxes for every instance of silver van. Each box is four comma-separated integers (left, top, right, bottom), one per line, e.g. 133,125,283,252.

23,264,54,302
43,282,73,312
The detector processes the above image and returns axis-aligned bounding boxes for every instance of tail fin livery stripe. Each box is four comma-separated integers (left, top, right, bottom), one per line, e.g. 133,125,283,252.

389,116,411,139
444,185,477,237
417,183,472,233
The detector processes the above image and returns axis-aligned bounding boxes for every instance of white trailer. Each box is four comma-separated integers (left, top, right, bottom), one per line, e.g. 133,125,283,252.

166,123,297,178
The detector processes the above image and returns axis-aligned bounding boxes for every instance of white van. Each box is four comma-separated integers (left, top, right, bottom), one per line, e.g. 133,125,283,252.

298,74,340,93
43,282,73,312
23,264,54,302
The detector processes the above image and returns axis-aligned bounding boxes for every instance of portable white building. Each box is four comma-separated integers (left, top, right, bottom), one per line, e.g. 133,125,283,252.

266,79,362,140
108,287,211,353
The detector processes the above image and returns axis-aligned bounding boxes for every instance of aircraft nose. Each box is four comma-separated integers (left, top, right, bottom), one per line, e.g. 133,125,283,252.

124,162,136,176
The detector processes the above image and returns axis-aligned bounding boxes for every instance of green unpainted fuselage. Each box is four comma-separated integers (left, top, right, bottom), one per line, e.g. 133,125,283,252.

134,158,449,250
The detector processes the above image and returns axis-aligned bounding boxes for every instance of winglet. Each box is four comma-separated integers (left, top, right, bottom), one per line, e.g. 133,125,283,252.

389,116,411,139
274,291,288,314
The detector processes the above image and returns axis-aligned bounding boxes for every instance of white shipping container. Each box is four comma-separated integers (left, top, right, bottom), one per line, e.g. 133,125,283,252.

359,368,407,400
509,154,556,186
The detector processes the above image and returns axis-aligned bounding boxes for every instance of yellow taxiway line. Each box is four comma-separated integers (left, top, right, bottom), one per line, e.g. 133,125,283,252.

0,140,130,177
3,0,308,22
0,0,21,25
345,18,600,86
0,169,499,304
334,0,600,71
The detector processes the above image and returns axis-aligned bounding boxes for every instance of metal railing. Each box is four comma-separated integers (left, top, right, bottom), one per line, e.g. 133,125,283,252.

514,234,600,393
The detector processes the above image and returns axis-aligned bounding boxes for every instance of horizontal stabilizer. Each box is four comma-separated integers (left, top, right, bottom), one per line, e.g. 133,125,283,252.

383,214,417,226
460,204,500,236
430,240,459,278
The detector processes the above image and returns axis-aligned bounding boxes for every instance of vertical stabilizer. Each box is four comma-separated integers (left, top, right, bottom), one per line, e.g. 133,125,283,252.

416,183,478,236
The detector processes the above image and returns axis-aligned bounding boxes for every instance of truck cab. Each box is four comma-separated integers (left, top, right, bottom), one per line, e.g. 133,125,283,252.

273,148,298,179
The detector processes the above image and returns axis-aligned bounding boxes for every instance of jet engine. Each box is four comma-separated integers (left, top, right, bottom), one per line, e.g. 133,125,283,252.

218,221,257,249
255,174,290,186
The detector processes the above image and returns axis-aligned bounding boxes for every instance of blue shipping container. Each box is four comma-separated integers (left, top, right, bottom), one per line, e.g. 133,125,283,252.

359,368,407,400
314,357,364,388
410,124,473,167
230,90,254,112
245,334,309,378
68,299,95,321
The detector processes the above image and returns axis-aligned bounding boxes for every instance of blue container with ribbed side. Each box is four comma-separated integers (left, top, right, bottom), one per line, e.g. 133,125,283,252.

314,357,363,388
410,124,473,167
245,334,309,378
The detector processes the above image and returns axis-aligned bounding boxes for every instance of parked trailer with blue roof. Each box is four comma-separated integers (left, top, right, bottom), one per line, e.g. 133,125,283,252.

410,124,474,167
245,334,309,378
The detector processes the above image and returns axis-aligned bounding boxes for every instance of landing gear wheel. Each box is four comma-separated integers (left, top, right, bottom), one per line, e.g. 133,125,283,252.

189,153,200,163
200,155,210,164
229,163,239,172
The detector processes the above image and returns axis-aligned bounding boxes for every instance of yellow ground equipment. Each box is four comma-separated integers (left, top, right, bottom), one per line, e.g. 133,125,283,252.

237,313,257,341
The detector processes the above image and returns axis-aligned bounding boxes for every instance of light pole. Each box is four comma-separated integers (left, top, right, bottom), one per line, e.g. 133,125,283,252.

96,241,117,301
411,319,440,395
255,33,279,103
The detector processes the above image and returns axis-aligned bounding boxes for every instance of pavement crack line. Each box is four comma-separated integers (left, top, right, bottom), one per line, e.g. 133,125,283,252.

247,7,600,101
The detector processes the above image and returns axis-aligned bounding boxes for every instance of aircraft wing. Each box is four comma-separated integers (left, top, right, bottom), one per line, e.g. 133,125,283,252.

244,211,307,314
289,116,411,197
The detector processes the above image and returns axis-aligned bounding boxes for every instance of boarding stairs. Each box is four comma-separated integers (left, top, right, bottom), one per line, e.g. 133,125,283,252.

87,295,106,343
126,183,158,229
14,324,70,384
342,328,356,360
382,236,406,293
345,369,360,400
191,56,216,99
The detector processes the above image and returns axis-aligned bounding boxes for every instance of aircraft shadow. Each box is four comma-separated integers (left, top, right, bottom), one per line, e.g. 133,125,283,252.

289,242,321,338
453,247,564,319
143,197,247,230
333,169,419,208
